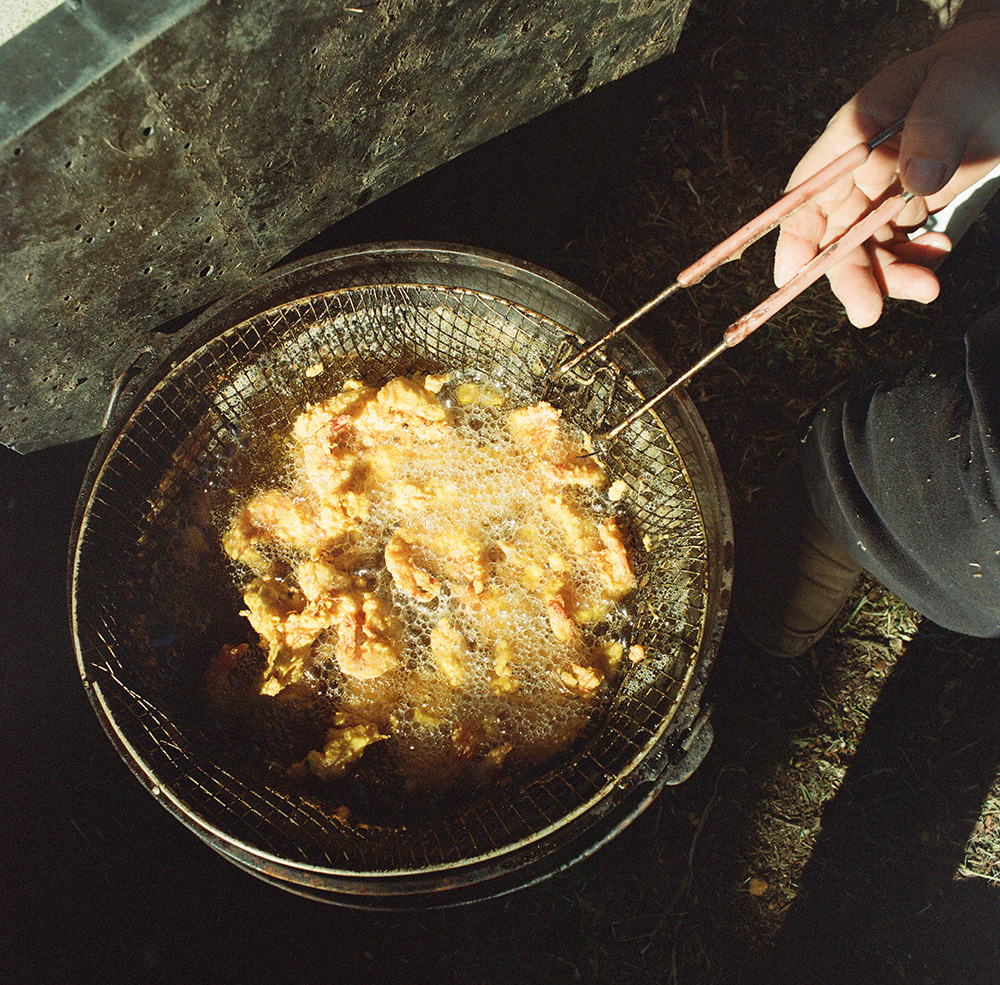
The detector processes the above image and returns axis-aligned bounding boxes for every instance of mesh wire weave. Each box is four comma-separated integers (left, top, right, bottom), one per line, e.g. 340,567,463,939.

72,249,727,884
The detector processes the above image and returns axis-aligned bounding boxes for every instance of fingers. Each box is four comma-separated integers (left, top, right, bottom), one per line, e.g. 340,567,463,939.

824,251,886,328
781,102,888,194
901,92,986,196
778,219,949,328
774,203,826,286
822,235,948,328
775,177,889,286
772,197,936,331
870,242,944,304
887,230,952,274
769,11,1000,329
774,101,914,292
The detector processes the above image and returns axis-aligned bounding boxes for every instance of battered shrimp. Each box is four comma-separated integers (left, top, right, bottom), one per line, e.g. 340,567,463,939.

546,593,581,643
241,575,338,694
430,618,470,687
293,390,373,499
559,661,604,695
332,592,401,681
508,401,605,488
355,376,452,443
541,492,636,599
509,401,561,453
289,712,386,782
295,558,354,601
385,522,490,602
596,516,636,595
224,490,325,559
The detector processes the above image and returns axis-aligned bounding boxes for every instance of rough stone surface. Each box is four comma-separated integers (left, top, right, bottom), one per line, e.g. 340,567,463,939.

0,0,691,452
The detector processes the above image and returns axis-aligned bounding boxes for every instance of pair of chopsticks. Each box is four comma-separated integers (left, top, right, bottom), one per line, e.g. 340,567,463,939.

557,118,910,439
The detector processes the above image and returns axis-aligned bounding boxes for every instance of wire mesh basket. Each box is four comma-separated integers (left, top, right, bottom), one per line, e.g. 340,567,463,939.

70,243,732,906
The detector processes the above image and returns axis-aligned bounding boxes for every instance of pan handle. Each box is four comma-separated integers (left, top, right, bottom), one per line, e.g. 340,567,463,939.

663,708,714,785
637,704,714,788
101,330,177,430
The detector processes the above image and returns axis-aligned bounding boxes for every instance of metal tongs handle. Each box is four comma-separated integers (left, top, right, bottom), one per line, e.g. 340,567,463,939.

557,118,908,438
602,187,912,439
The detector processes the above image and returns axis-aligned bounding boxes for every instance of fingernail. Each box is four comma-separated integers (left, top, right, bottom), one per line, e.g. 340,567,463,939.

902,157,947,194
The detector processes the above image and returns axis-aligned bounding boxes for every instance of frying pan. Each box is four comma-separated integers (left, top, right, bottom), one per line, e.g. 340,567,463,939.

70,243,732,907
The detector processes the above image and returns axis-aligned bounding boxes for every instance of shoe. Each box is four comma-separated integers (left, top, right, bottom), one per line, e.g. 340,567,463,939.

731,463,862,658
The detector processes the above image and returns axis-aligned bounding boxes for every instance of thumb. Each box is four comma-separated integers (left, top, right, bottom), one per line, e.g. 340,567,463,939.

900,124,963,195
898,45,999,195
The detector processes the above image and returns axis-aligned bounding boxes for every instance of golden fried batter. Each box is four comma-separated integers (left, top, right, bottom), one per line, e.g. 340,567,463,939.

214,375,637,789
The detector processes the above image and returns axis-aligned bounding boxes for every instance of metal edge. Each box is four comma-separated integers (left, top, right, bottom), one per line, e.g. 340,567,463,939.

0,0,211,149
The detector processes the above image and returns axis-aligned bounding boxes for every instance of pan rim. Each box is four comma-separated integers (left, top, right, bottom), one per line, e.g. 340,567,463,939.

69,242,733,899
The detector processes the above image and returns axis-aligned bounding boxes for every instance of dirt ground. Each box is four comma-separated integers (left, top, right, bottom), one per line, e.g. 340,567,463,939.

5,1,1000,983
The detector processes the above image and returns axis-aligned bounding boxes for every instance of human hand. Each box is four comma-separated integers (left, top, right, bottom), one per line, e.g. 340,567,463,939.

774,4,1000,327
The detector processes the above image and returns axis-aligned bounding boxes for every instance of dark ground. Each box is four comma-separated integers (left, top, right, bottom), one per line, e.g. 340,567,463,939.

4,1,1000,983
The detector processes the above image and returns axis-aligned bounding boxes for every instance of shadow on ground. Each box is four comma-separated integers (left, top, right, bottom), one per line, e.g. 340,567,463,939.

750,626,1000,985
710,622,1000,985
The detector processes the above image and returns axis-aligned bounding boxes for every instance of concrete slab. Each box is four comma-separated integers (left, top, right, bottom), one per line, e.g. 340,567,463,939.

0,0,692,452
